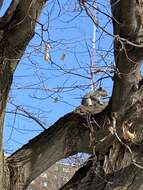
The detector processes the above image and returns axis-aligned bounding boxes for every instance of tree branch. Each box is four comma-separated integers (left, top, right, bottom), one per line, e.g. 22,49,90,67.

60,159,143,190
111,0,137,37
110,0,143,112
0,0,45,72
6,112,91,189
5,106,114,189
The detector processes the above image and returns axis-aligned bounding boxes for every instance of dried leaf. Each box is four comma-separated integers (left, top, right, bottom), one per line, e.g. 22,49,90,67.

60,53,66,60
44,53,50,61
44,43,51,61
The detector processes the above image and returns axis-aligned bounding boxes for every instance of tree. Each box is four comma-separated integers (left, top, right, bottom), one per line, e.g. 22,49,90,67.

1,0,143,189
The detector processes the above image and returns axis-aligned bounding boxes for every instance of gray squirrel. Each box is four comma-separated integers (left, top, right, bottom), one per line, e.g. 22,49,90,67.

81,87,107,106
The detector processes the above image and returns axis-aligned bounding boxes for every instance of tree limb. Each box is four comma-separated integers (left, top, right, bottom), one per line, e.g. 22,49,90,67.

6,112,91,189
60,159,143,190
0,0,45,72
110,0,143,112
5,105,114,189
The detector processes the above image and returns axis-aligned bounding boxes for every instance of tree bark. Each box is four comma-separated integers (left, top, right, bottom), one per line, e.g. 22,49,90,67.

6,112,91,189
0,0,45,189
59,1,143,189
4,104,111,189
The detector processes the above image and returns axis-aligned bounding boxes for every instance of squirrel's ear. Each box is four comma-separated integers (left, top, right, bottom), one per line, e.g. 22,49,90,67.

98,87,103,91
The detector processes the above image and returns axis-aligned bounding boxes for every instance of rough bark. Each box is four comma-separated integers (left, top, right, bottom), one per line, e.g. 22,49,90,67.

60,86,143,190
59,1,143,189
60,159,143,190
4,104,111,189
0,0,45,189
110,0,143,112
5,112,91,189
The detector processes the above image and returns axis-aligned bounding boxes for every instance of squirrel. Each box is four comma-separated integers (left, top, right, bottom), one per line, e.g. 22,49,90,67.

81,87,107,106
75,88,107,115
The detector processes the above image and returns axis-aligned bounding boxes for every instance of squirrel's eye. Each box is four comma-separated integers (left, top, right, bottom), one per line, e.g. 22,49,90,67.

99,87,102,91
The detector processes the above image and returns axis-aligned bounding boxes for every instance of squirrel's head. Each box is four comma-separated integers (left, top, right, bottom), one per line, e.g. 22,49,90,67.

97,87,108,97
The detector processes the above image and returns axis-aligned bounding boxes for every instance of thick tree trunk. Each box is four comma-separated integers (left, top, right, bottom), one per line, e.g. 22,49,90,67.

60,85,143,190
0,62,13,189
0,112,4,190
60,1,143,189
0,0,45,189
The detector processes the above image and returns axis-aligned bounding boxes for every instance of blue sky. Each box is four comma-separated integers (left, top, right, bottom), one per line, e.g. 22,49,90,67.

1,0,114,154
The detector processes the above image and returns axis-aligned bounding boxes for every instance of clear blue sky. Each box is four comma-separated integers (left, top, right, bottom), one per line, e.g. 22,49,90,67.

1,0,113,154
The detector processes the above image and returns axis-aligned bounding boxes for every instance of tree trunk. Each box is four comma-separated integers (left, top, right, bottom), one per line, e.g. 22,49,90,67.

59,1,143,189
0,112,4,190
0,0,45,189
0,62,14,189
